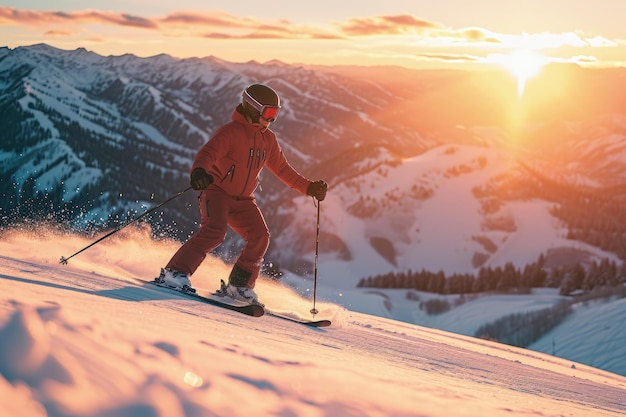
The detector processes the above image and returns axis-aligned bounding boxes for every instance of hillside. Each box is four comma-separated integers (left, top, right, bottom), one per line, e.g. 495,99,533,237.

0,228,625,417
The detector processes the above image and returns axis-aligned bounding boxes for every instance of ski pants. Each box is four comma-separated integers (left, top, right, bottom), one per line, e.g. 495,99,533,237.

166,188,270,288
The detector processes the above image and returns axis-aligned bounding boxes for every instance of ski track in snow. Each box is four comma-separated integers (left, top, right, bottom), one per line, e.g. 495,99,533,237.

1,229,625,417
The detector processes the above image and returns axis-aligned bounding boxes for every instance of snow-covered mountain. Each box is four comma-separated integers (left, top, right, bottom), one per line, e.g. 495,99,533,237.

2,44,626,283
0,44,431,263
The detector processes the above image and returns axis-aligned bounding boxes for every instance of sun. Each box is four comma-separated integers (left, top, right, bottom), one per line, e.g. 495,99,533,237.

490,49,549,97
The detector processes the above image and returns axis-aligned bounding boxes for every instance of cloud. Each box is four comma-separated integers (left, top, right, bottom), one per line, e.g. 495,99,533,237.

416,52,483,63
159,11,257,28
0,6,621,53
338,14,440,36
162,12,341,40
334,14,501,45
0,7,342,40
0,7,156,28
570,55,599,64
203,31,287,40
44,30,73,37
447,27,502,43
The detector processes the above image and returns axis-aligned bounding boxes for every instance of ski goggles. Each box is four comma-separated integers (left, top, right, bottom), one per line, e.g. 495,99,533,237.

243,90,281,122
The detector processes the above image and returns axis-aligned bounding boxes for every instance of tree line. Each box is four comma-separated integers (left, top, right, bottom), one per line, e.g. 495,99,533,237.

357,254,626,296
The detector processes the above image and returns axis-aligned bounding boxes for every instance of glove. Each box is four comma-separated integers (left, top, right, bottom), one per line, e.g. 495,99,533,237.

190,168,214,190
306,180,328,201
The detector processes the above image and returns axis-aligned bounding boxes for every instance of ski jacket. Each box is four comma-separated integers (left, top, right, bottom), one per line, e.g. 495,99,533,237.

191,107,312,197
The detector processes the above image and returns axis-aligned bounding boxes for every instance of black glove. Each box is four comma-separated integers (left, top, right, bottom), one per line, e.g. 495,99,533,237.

307,180,328,201
190,168,214,190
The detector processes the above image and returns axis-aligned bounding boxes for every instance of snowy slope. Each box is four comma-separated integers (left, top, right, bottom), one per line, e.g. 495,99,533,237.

281,143,620,286
529,296,626,373
1,228,625,417
285,269,626,378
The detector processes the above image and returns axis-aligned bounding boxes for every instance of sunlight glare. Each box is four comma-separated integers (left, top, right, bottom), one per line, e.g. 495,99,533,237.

490,49,549,97
184,371,204,387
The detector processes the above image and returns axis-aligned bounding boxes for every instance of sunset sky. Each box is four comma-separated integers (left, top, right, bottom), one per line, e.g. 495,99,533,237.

2,0,626,73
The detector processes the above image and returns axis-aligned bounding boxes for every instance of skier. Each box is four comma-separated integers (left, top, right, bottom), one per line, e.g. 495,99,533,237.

156,83,328,305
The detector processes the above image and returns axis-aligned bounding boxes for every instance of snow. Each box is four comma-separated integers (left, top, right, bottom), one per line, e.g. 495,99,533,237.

483,200,566,268
279,143,620,292
1,139,103,202
529,297,626,373
1,226,625,417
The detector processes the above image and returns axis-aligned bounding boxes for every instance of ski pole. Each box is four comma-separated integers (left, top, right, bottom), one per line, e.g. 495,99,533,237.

60,186,192,265
310,201,321,316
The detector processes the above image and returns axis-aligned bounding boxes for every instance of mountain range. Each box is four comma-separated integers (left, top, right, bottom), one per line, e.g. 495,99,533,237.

1,43,626,283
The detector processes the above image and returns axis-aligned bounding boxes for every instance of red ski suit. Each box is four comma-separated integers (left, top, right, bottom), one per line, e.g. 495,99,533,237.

166,107,312,287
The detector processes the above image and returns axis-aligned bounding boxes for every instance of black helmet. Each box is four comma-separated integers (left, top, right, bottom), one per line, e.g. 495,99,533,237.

242,84,281,123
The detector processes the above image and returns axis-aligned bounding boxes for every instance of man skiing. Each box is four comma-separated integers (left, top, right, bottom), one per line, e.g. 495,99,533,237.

156,83,328,306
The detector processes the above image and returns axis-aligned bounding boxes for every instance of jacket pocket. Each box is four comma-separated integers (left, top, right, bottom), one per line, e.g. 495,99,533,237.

220,164,236,183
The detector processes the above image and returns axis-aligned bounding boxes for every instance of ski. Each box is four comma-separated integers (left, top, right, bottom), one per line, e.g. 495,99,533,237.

212,288,331,327
266,311,332,327
145,280,264,317
143,279,330,325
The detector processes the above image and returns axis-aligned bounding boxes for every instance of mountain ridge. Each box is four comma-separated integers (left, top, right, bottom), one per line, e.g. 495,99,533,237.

1,44,625,282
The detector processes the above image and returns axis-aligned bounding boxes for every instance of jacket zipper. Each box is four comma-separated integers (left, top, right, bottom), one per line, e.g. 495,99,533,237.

241,135,257,195
220,165,236,183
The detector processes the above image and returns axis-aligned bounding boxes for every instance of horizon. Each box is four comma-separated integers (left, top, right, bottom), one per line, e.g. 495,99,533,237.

8,39,623,108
